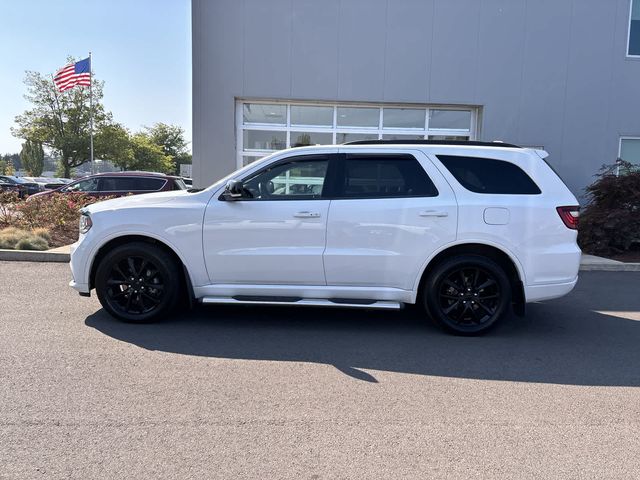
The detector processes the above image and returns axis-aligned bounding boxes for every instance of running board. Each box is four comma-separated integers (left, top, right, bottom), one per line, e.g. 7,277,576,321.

200,296,402,310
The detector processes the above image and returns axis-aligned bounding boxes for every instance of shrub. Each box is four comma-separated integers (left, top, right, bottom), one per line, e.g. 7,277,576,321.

0,192,118,248
0,191,20,227
0,227,50,251
578,161,640,256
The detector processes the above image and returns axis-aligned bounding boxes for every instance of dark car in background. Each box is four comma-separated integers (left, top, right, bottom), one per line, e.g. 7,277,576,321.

0,177,22,195
27,171,187,200
0,175,41,198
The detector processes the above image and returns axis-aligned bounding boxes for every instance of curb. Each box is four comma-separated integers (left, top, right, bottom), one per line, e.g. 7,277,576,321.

1,248,639,271
0,249,70,263
580,263,640,272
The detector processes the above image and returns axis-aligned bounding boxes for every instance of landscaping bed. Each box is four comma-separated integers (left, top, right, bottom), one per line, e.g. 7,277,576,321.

0,191,112,250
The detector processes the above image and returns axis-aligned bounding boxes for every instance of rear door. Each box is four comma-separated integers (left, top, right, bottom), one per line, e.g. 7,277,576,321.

323,150,457,290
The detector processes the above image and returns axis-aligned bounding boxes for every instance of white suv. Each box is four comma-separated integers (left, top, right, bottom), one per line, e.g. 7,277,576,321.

69,141,581,335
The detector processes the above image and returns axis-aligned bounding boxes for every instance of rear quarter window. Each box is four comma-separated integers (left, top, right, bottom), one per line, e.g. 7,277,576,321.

436,155,541,195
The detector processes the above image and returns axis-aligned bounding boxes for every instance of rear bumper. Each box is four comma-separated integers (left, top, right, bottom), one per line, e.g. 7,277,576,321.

524,276,578,302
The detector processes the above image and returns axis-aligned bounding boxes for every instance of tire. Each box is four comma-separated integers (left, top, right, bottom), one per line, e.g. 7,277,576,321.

423,255,511,336
95,242,181,323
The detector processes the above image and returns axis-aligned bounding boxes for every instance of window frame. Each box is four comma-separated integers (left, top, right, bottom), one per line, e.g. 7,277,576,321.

436,155,542,195
619,136,640,163
328,153,440,200
236,100,480,168
628,0,640,58
227,154,334,202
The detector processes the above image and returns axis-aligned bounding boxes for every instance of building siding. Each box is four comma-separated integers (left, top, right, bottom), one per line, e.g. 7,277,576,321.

192,0,640,197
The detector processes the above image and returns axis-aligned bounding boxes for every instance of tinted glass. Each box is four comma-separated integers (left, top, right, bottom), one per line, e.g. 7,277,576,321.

136,178,166,191
100,177,138,192
437,155,541,194
242,156,329,200
340,155,438,198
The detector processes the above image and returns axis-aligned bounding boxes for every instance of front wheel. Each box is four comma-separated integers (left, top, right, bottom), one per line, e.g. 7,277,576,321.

95,242,180,323
423,255,511,335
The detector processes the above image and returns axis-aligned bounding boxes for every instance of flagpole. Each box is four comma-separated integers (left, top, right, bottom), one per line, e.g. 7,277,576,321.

89,51,94,174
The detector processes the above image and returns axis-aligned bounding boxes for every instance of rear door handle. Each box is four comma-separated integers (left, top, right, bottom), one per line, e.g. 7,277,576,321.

294,211,321,218
419,210,449,217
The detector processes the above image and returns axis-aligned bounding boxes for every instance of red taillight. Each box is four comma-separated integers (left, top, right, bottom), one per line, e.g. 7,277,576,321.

556,206,579,230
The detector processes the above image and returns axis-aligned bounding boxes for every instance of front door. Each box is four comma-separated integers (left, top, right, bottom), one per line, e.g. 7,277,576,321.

203,154,332,285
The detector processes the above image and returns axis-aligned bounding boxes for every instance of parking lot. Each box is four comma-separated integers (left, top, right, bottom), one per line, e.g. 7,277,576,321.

1,261,639,479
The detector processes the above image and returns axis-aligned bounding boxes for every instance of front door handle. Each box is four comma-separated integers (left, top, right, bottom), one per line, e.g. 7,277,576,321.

419,210,449,217
294,211,321,218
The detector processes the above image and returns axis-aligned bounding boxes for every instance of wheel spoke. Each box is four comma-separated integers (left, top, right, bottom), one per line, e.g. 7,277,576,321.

477,278,496,290
476,299,495,315
142,292,161,306
443,300,460,314
127,257,137,276
443,280,460,292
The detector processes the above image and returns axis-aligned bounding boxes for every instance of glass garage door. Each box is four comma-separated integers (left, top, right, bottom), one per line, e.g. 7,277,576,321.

236,101,479,167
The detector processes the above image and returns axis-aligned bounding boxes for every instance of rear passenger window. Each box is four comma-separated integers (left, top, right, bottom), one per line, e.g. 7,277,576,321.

136,178,166,191
437,155,541,194
340,154,438,198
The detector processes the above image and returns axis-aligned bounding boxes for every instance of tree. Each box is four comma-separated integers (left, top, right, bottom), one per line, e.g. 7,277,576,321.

12,63,114,178
20,140,45,176
144,123,191,174
110,133,172,173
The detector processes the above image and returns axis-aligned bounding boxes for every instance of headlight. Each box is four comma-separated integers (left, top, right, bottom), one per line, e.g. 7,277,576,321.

79,212,93,234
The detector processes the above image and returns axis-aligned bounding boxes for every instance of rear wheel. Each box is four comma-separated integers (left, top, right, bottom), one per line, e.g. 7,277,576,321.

423,255,511,335
95,242,180,323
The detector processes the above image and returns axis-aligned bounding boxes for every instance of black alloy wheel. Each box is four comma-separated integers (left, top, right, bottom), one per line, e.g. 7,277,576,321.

424,255,511,335
95,242,180,323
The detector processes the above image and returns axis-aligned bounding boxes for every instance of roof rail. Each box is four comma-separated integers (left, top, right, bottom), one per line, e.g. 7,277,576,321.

343,140,522,148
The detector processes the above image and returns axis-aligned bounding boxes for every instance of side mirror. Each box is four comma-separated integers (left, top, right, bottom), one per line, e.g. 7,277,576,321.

222,179,244,200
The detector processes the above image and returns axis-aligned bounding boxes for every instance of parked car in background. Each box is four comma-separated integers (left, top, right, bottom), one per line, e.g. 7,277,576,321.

0,175,41,197
182,177,193,187
28,172,187,200
70,140,581,335
21,176,71,190
0,177,22,195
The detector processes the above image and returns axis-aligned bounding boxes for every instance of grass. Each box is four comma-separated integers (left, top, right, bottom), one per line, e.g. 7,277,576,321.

0,227,50,251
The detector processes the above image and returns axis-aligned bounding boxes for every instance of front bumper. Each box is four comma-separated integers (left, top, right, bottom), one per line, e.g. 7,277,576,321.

69,240,91,295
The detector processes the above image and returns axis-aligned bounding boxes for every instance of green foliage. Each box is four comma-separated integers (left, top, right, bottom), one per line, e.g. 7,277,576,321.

0,192,117,248
144,123,190,174
578,161,640,256
117,133,173,173
12,64,111,178
0,227,50,251
20,140,45,176
94,122,134,166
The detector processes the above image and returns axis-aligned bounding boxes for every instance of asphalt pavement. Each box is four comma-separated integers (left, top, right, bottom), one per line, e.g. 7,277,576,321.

1,261,639,479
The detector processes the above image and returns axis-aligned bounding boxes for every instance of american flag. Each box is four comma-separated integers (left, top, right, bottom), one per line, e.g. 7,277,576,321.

54,57,91,92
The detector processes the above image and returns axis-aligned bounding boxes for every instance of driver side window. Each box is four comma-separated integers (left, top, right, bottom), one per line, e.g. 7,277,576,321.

242,156,329,200
64,178,100,193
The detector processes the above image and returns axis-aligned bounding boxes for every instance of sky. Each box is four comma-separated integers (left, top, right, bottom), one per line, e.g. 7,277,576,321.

0,0,191,154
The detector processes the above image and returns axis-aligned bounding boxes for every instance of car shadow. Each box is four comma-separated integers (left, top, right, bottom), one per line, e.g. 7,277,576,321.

85,272,640,386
